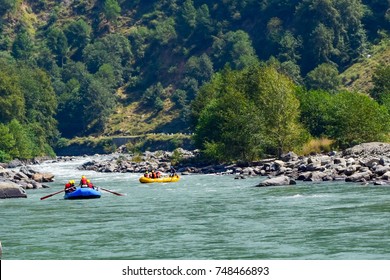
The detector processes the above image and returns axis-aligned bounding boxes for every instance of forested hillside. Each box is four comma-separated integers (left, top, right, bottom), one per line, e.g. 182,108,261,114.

0,0,390,161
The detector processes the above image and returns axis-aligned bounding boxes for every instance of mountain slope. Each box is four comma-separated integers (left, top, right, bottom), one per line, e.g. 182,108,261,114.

340,40,390,94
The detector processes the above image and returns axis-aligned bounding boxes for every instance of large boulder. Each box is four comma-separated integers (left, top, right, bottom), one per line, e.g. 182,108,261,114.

256,175,293,187
345,170,373,182
31,172,55,182
343,142,390,159
280,151,299,162
0,181,27,199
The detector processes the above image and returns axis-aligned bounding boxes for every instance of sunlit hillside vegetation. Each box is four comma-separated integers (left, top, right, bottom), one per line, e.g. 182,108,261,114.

0,0,390,161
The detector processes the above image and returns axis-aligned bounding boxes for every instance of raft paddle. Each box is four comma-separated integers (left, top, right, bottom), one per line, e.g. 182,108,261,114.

40,189,65,200
100,187,126,196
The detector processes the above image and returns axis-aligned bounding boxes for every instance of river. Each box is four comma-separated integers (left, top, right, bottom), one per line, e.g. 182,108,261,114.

1,155,390,260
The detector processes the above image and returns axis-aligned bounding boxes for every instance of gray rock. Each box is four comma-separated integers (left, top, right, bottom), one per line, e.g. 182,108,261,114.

7,159,23,168
360,158,381,169
345,171,372,182
256,175,291,187
297,172,312,181
306,171,327,182
334,158,346,165
344,142,390,157
373,165,390,176
306,163,322,171
280,151,298,162
242,167,255,175
0,182,27,199
319,156,332,166
13,172,29,181
344,165,357,176
381,171,390,180
273,160,285,169
374,181,389,186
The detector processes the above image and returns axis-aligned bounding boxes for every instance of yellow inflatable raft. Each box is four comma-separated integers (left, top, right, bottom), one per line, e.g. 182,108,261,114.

139,175,180,183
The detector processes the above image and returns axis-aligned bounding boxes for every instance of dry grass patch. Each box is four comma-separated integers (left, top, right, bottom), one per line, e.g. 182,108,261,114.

300,138,335,155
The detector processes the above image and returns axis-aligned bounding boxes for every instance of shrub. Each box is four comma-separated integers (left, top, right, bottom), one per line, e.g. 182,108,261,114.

300,138,334,155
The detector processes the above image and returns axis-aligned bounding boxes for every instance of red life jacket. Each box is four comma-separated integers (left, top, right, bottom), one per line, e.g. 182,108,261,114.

81,178,87,185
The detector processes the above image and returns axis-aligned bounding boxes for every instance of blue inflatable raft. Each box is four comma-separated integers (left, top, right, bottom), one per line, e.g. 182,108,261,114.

64,187,101,200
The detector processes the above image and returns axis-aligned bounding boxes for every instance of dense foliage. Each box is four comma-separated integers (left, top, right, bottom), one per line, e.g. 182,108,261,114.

192,65,390,162
0,0,390,161
0,57,57,160
297,89,390,148
192,65,309,161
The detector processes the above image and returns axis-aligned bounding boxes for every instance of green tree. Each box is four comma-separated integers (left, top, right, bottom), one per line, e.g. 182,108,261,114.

12,30,34,61
0,0,17,16
18,66,58,146
185,53,214,83
178,0,197,37
64,19,91,60
193,65,306,160
153,17,177,45
305,63,341,92
7,119,32,159
371,64,390,101
103,0,121,22
195,4,214,36
251,66,308,156
296,89,333,137
298,88,390,147
193,70,263,162
327,91,390,147
278,31,302,63
0,123,15,161
310,23,335,63
295,0,366,71
82,78,116,133
0,63,25,123
212,30,259,70
46,27,68,65
128,26,152,60
182,53,214,100
56,62,90,137
83,33,132,84
142,82,165,111
266,58,303,85
95,63,117,89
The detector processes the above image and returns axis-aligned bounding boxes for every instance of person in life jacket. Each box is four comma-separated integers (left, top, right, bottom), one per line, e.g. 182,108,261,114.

80,175,88,187
144,171,149,178
65,180,76,193
64,180,72,192
156,171,161,178
87,179,95,189
169,166,176,177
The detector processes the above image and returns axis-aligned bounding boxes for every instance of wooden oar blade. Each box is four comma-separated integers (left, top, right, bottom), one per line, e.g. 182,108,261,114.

100,187,126,196
40,189,65,200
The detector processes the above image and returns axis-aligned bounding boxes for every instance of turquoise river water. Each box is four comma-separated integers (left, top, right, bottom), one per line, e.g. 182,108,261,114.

1,156,390,260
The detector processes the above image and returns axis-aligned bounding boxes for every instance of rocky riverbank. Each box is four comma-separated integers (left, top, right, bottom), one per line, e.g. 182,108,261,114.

3,142,390,198
0,165,54,199
76,142,390,187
